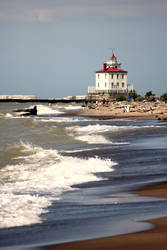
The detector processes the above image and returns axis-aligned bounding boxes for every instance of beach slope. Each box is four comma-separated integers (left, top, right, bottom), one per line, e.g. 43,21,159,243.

41,182,167,250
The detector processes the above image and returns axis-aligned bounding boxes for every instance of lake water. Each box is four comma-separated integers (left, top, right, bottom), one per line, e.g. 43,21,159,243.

0,102,167,249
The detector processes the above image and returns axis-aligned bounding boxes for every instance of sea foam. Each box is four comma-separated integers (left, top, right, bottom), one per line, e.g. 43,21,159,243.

66,124,131,144
67,124,164,134
76,134,113,144
66,124,165,145
0,141,116,228
32,104,63,116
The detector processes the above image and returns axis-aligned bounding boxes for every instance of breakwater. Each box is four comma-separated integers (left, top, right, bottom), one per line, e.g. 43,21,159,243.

0,95,87,103
0,98,85,103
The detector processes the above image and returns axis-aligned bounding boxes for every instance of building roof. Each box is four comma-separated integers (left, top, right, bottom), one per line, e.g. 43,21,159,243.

96,67,127,73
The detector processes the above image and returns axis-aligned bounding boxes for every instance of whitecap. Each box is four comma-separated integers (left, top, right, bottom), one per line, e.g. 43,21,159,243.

76,134,113,144
5,113,14,118
33,104,64,116
67,124,165,135
0,141,116,228
63,105,83,110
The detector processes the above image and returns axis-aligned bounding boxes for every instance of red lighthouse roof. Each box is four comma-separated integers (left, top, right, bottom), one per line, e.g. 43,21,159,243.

96,54,127,73
96,67,127,73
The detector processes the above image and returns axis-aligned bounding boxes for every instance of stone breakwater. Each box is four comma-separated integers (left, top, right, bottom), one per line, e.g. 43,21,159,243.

76,101,167,120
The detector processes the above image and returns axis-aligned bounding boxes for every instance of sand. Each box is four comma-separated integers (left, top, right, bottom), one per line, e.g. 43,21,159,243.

39,182,167,250
68,101,167,121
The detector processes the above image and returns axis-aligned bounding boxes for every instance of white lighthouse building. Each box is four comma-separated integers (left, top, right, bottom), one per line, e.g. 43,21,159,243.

88,54,133,95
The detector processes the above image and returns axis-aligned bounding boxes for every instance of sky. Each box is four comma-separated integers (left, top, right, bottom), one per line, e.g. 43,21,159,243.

0,0,167,98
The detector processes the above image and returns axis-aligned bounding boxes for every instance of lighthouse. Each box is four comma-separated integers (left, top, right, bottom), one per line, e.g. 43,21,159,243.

88,54,133,96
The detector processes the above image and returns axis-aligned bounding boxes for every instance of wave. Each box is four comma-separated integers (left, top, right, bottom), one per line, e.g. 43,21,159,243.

63,105,83,110
66,124,165,145
50,103,82,110
32,104,64,116
67,124,165,135
37,117,93,123
66,124,129,144
0,141,116,228
76,134,113,144
38,117,84,123
0,112,14,119
76,134,129,145
36,104,82,116
1,104,63,119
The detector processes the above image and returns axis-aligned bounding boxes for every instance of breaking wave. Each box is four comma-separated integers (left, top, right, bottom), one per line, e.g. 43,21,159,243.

66,124,165,145
0,141,116,228
31,104,63,116
67,124,165,134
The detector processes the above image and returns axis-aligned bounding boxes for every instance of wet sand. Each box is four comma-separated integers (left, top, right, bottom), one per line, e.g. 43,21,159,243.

40,181,167,250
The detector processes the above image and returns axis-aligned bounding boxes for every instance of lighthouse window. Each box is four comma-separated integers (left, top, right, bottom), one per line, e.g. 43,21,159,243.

105,74,107,79
111,74,114,79
117,82,119,87
117,74,119,79
98,74,100,79
122,74,124,79
105,82,107,88
112,82,114,87
122,82,124,88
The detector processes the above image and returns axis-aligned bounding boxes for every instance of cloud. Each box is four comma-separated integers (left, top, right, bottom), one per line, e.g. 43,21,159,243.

0,8,55,23
28,8,55,23
0,0,167,23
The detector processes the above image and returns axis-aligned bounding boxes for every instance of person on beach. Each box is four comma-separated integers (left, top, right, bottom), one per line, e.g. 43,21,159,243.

102,98,106,105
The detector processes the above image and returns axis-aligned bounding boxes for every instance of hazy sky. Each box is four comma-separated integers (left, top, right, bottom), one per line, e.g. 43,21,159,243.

0,0,167,98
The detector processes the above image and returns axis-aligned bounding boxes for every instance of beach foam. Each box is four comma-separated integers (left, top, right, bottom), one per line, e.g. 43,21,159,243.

0,141,116,228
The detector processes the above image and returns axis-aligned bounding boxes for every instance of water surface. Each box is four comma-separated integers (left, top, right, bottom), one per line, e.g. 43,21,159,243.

0,102,167,249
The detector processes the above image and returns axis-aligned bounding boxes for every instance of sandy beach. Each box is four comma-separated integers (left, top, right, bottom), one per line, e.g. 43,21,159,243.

40,181,167,250
70,101,167,121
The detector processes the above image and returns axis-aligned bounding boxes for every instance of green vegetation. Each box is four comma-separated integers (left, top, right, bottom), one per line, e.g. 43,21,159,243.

160,93,167,101
116,95,126,102
129,90,138,100
145,91,155,98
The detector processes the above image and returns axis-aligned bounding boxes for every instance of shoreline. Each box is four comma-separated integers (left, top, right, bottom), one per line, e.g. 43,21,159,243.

39,109,167,249
39,181,167,250
63,101,167,121
64,110,158,120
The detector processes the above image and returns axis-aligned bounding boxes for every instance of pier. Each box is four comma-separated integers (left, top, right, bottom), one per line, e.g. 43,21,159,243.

0,95,87,103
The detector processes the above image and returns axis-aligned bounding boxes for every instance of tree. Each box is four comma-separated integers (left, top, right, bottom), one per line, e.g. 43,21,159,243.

116,95,126,102
129,90,138,100
160,93,167,101
145,91,155,98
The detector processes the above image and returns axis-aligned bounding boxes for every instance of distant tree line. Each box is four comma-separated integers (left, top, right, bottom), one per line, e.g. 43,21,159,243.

116,90,167,102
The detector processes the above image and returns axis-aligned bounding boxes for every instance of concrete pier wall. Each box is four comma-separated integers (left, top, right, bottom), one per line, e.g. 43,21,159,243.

0,95,37,100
